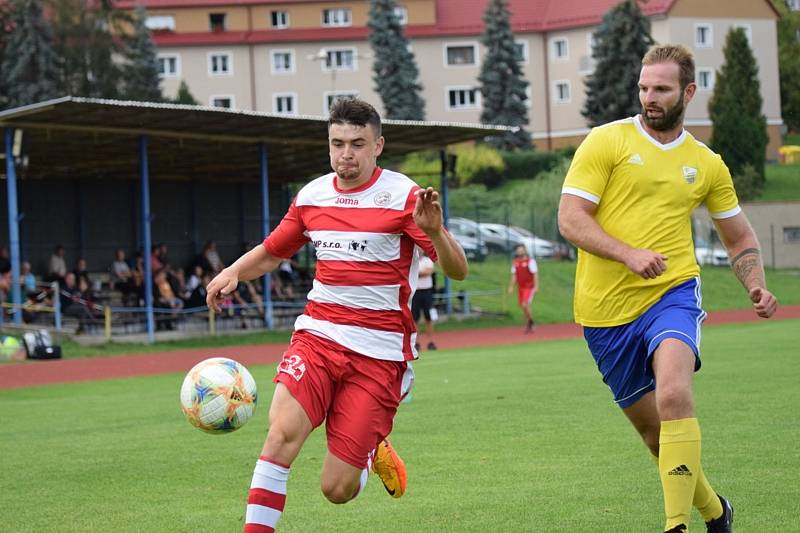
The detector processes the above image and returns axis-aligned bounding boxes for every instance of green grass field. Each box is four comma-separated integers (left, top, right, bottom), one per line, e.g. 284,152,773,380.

761,164,800,202
1,320,797,532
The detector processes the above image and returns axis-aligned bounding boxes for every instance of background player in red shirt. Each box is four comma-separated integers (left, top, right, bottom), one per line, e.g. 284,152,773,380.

206,98,467,532
508,244,538,333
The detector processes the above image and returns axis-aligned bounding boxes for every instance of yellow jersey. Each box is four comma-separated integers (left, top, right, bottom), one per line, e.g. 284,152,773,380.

562,116,740,327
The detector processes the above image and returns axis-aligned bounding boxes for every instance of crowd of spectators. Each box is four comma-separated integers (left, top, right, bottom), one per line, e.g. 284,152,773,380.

0,241,310,331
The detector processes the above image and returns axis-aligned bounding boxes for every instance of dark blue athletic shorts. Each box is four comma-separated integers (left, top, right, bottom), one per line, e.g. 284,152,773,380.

583,278,707,408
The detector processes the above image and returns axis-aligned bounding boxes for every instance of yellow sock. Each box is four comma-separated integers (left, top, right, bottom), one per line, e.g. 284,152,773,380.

659,418,701,531
650,452,723,523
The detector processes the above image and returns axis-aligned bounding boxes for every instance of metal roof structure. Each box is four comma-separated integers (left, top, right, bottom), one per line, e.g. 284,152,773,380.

0,96,512,183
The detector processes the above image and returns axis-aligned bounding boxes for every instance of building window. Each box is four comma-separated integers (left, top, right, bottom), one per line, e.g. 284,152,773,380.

157,54,179,77
322,8,351,27
447,87,480,110
785,227,800,243
393,6,407,25
145,15,175,31
554,80,570,103
551,37,568,61
209,13,226,32
273,93,297,115
271,10,288,28
695,24,713,48
271,50,294,74
324,91,359,112
697,68,714,91
445,44,477,66
323,48,356,71
208,52,233,76
210,95,234,108
514,40,529,64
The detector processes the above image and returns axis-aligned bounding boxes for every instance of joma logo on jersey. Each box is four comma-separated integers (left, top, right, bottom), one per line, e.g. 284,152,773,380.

335,197,359,206
313,240,344,249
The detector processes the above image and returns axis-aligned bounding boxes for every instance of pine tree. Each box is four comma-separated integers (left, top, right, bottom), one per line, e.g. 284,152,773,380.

773,0,800,132
123,6,162,102
582,0,654,126
367,0,425,120
478,0,530,150
50,0,129,98
174,80,198,105
0,0,61,109
709,27,768,190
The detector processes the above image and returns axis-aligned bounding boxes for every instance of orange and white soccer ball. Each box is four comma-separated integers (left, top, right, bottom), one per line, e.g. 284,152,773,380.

180,357,257,434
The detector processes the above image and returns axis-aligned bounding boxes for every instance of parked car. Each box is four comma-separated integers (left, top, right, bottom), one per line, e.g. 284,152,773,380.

447,217,513,254
449,230,488,262
507,226,556,258
694,239,728,266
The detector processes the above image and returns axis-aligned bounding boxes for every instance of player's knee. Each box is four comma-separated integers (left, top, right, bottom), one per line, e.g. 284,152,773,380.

656,385,693,418
320,478,358,504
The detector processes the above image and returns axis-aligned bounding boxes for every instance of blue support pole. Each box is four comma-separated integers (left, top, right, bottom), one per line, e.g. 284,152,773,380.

260,143,274,330
139,135,155,343
439,149,453,316
4,128,23,325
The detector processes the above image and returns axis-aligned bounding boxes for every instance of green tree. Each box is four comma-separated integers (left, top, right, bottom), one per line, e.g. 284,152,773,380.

0,0,61,109
709,27,768,189
478,0,530,150
50,0,129,98
0,1,15,109
367,0,425,120
123,6,162,102
582,0,654,126
173,80,198,105
773,0,800,132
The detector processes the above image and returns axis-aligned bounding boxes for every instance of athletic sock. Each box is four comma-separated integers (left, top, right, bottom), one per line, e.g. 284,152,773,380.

693,465,723,522
650,452,723,522
244,456,289,533
354,449,374,498
659,418,701,531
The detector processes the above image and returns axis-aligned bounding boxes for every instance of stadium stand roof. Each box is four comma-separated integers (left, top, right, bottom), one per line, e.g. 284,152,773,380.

0,96,511,183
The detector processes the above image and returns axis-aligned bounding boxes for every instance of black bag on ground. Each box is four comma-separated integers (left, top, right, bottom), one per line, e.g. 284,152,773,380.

22,330,62,360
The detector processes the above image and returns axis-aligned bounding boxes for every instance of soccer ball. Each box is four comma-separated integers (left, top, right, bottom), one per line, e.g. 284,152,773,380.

180,357,258,434
0,336,22,359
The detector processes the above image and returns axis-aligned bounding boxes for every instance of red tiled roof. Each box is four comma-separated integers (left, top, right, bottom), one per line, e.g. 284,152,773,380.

117,0,779,47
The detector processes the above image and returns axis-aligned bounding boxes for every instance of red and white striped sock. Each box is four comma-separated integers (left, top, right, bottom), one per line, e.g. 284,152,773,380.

244,456,289,533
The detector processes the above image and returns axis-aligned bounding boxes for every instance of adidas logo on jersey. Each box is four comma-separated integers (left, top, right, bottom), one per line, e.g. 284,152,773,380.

627,153,644,165
668,464,692,476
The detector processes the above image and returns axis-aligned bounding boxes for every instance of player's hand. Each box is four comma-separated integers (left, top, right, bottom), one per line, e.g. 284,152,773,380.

624,249,668,279
413,187,443,236
749,287,777,318
205,268,239,313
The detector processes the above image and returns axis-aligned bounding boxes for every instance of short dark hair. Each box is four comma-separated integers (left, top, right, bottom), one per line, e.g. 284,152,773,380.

328,98,382,136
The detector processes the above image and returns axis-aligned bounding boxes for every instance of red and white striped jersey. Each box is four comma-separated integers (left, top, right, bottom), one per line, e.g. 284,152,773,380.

264,166,439,362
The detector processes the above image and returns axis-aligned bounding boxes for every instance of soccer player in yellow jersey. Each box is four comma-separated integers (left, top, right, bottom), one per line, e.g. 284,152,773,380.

558,44,777,533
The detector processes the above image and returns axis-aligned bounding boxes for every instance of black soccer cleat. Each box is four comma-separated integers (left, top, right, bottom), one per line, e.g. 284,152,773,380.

664,525,687,533
706,494,734,533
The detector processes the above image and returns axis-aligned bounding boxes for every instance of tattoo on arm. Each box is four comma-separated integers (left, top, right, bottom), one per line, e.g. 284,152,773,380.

730,248,761,287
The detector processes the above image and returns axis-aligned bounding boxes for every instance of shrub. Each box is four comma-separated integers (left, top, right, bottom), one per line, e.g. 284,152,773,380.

454,144,505,188
732,164,763,202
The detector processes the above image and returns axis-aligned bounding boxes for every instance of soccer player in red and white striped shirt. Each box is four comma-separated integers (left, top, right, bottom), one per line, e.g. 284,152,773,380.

206,98,468,532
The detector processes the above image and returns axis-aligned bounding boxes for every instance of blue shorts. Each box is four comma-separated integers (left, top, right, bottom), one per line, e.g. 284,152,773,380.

583,278,707,408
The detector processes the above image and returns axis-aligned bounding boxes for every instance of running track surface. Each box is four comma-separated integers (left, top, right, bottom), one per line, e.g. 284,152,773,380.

1,306,798,390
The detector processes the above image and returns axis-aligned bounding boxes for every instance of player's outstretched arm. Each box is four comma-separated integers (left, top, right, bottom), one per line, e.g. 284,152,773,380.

206,245,282,312
714,213,778,318
558,193,668,279
413,187,468,281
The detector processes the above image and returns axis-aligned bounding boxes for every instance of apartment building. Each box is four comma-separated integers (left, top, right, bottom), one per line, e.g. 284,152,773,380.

116,0,784,156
